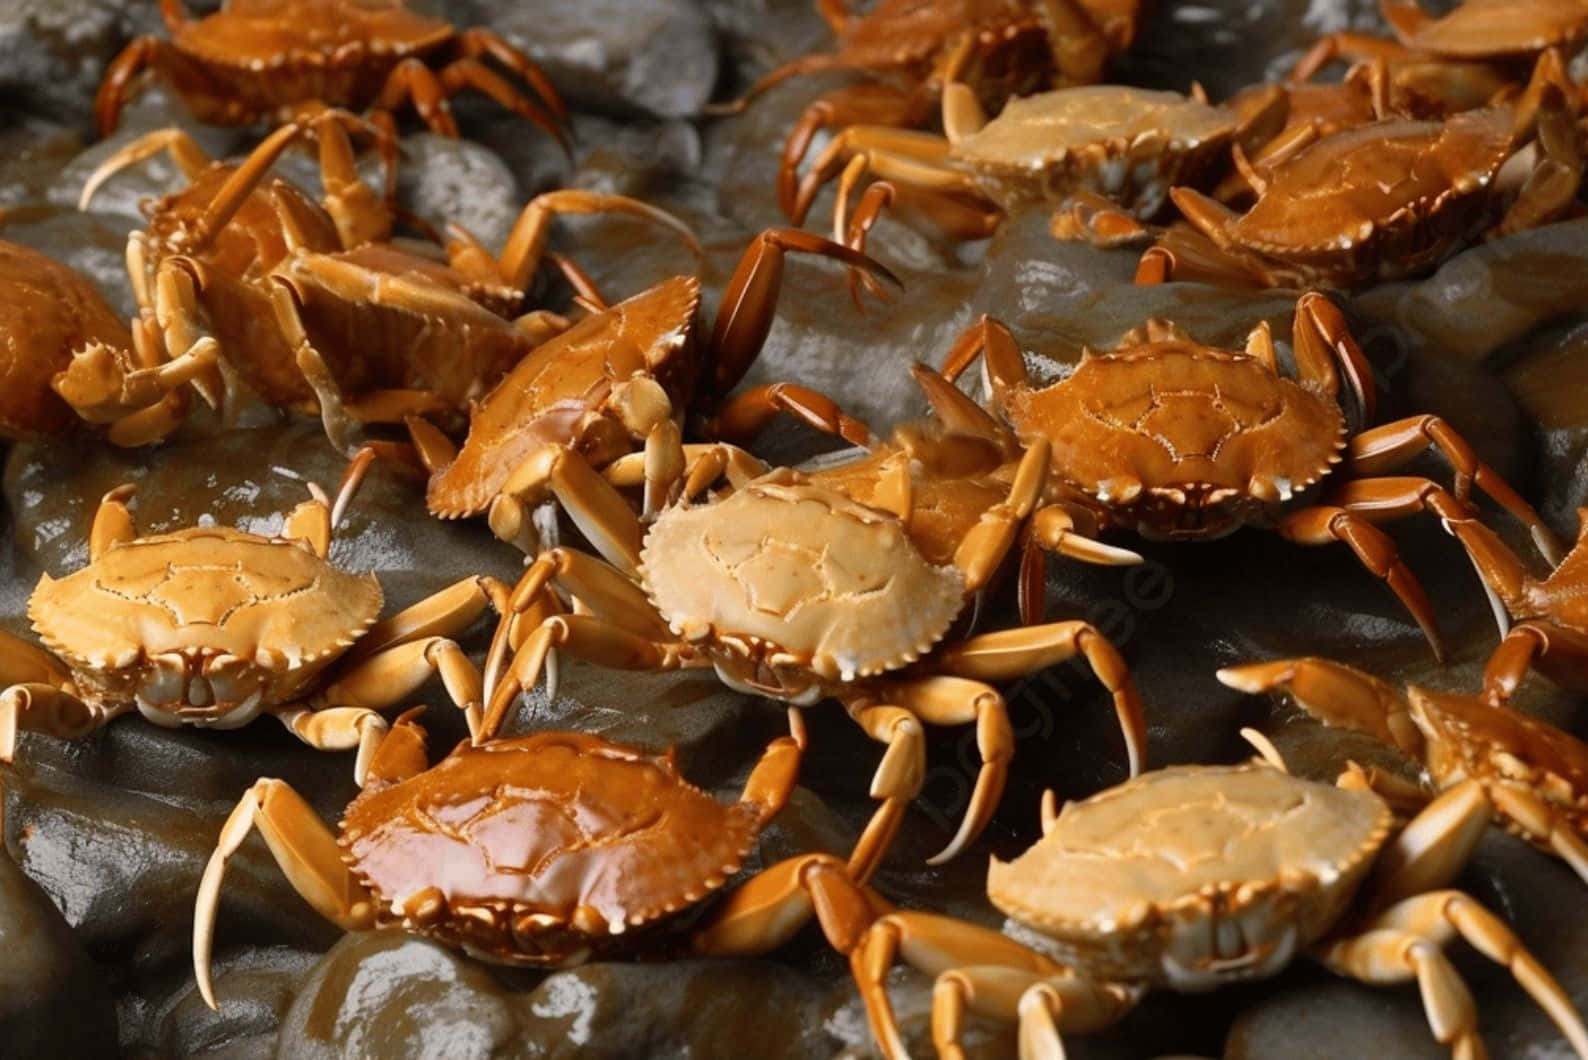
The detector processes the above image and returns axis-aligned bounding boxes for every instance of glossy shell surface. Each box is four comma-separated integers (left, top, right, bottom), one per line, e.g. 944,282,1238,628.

340,731,767,958
639,476,965,681
174,0,451,67
989,763,1393,983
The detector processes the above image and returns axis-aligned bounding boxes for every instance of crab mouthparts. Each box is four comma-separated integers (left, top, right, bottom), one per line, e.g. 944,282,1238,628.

136,649,266,724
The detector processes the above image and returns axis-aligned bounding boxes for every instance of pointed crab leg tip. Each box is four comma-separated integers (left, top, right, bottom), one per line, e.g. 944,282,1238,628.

1215,663,1277,692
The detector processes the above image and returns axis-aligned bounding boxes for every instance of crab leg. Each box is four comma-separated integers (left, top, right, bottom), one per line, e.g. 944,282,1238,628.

706,381,875,447
876,675,1015,865
1216,657,1423,757
194,778,377,1010
1317,890,1588,1059
0,684,125,762
95,37,227,137
1482,622,1588,705
316,636,485,740
344,575,508,668
372,58,462,137
451,27,567,125
837,693,927,879
77,127,213,211
693,853,893,957
933,621,1147,779
273,706,390,786
1345,415,1563,563
774,81,931,219
791,125,978,232
490,190,701,298
1274,505,1445,661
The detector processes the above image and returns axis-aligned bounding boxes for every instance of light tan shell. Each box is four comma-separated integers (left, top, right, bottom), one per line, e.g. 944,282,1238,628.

639,476,964,682
30,527,381,681
989,763,1392,984
953,86,1239,212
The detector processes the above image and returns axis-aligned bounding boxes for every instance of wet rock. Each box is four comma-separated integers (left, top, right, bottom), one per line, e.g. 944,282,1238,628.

0,831,119,1057
0,0,159,128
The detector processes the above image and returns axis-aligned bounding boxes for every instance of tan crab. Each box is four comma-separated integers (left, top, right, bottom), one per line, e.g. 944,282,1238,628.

478,367,1147,875
75,114,694,447
0,238,215,445
1290,0,1588,117
95,0,566,143
193,708,803,1007
728,0,1142,219
1143,51,1584,290
399,228,897,552
1442,510,1588,703
0,455,500,783
935,302,1562,657
698,754,1588,1058
1220,656,1588,885
792,81,1277,252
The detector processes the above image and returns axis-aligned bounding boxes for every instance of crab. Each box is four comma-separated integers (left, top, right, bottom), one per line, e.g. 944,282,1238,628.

725,0,1141,219
1441,509,1588,704
397,227,898,552
0,454,501,784
703,751,1588,1059
1219,655,1588,886
95,0,566,143
74,113,695,445
192,708,804,1007
0,238,216,445
1289,0,1588,117
934,302,1563,655
476,364,1148,876
791,81,1281,253
1140,51,1585,290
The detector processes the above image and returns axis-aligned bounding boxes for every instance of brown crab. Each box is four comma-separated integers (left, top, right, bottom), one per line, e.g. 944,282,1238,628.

1290,0,1588,117
791,81,1280,253
75,114,694,446
934,302,1562,656
1140,51,1585,290
477,366,1148,875
192,708,803,1007
95,0,566,143
398,227,898,552
0,454,499,783
0,238,215,445
726,0,1141,219
1220,656,1588,885
1440,509,1588,704
696,752,1588,1058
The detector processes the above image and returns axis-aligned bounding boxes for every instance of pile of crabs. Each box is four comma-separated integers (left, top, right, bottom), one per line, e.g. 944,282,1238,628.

2,0,1588,1056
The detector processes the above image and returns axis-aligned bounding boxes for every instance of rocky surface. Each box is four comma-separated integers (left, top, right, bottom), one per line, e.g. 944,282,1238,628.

1,1,1586,1058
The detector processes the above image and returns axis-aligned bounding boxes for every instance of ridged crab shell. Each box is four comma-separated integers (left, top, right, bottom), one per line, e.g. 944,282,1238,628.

640,476,965,688
28,526,381,724
989,763,1392,988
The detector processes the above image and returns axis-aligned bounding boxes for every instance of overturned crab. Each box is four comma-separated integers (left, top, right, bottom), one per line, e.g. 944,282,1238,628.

1141,51,1585,290
0,454,497,783
934,302,1561,655
398,228,896,551
0,238,215,446
96,0,566,143
76,114,694,446
478,369,1147,875
1220,655,1588,886
793,81,1277,252
714,752,1588,1059
193,708,804,1007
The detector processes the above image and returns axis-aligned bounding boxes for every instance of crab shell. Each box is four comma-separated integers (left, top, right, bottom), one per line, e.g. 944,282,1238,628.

1008,342,1345,538
426,276,702,519
1217,110,1516,285
1408,686,1588,845
953,86,1240,216
639,473,966,700
989,763,1393,989
1393,0,1588,58
0,240,133,440
339,731,774,964
167,0,455,114
28,526,381,727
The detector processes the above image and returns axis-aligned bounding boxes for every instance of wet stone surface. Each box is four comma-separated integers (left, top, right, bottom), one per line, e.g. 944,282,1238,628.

1,0,1588,1057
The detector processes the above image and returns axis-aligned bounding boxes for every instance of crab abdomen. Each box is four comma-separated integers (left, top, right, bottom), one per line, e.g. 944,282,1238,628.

640,477,966,685
340,732,766,962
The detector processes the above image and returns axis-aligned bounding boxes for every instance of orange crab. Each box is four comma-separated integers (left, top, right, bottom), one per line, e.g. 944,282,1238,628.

1290,0,1588,117
726,0,1141,219
75,113,694,446
193,709,805,1005
95,0,566,142
1139,51,1585,290
934,302,1562,658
